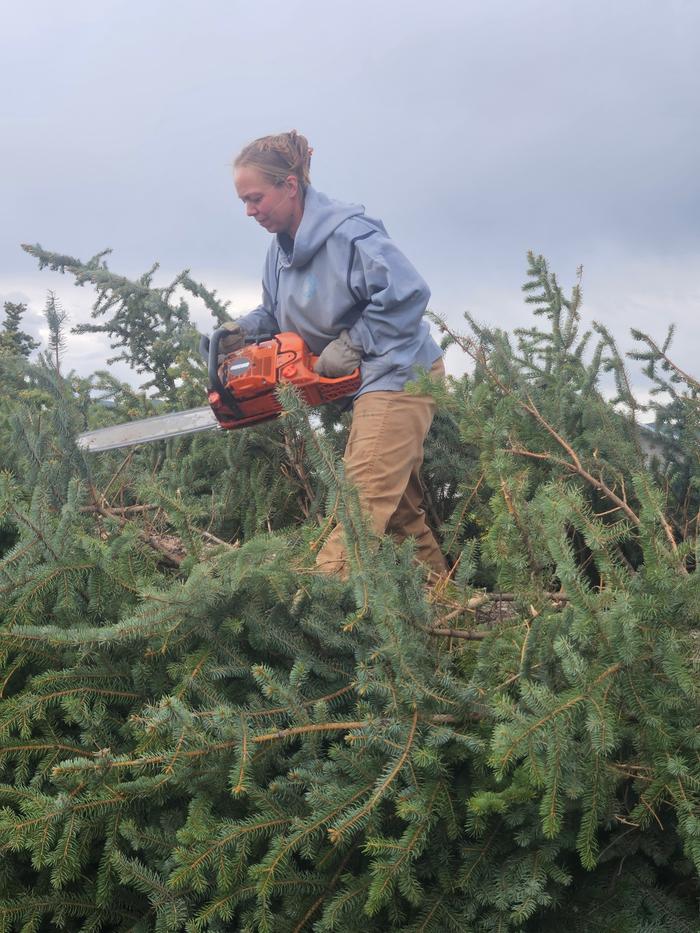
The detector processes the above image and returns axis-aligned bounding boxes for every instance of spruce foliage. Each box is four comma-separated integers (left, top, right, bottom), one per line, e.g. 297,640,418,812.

0,302,39,359
0,248,697,930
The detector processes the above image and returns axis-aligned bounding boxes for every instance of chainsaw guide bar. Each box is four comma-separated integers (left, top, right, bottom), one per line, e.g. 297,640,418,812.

77,407,220,452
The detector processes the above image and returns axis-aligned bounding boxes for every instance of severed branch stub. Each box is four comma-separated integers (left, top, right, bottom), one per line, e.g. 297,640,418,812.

426,590,569,642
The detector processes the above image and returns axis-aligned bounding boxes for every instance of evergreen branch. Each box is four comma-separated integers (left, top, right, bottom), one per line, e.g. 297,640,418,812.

494,663,622,773
329,708,419,844
168,818,290,890
426,627,488,640
384,643,460,709
630,330,700,393
441,473,484,556
0,741,87,759
232,717,249,795
500,478,546,573
508,440,641,527
412,892,449,932
431,318,672,553
290,847,356,933
243,683,356,721
514,395,648,530
6,563,95,625
459,824,501,888
281,426,318,520
177,273,230,325
253,721,368,744
577,752,603,868
52,752,180,777
53,723,381,777
255,781,376,893
0,685,142,742
189,891,241,929
0,503,61,563
316,880,372,930
162,728,188,775
1,794,127,847
364,780,442,914
0,655,27,698
0,898,124,922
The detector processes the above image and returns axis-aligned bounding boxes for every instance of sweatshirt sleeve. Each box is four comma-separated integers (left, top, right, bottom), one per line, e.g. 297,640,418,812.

235,245,280,336
345,233,430,357
235,280,279,337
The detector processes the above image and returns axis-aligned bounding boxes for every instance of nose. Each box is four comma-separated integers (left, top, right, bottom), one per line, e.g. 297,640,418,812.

246,202,258,217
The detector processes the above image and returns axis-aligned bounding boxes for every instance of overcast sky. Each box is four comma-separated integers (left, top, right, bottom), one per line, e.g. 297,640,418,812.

2,0,699,390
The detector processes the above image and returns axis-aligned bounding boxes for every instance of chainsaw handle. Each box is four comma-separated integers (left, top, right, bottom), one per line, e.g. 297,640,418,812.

200,328,228,398
199,330,276,364
199,328,246,420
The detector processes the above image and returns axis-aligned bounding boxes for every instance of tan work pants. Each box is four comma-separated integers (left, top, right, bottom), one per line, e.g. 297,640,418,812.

316,358,447,579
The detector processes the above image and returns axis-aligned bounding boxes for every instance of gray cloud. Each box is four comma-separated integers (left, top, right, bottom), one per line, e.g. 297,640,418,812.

2,0,699,387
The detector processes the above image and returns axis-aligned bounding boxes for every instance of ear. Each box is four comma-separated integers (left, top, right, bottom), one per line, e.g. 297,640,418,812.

285,174,300,198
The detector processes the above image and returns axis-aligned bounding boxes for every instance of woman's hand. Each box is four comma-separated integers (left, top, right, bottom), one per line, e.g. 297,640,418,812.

219,321,246,355
313,330,362,378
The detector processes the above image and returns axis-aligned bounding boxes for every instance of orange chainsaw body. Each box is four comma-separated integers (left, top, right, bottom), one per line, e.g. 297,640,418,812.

207,332,361,429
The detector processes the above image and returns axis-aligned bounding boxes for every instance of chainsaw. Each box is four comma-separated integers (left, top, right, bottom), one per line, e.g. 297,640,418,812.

77,329,361,452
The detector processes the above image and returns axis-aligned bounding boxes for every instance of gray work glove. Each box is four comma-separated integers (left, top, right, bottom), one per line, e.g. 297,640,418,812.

313,330,362,378
219,321,246,356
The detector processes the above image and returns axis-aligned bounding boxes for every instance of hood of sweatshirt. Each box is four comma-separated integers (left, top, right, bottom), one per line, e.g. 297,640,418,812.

277,186,367,269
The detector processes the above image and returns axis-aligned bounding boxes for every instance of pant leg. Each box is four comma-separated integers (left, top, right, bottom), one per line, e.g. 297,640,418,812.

315,358,446,578
385,464,447,575
385,358,447,574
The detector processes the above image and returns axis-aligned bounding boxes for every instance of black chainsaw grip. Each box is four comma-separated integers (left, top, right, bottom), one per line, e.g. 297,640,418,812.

202,328,228,398
199,330,274,367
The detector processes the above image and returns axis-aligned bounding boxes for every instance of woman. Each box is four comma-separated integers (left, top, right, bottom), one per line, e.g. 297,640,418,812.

221,130,446,579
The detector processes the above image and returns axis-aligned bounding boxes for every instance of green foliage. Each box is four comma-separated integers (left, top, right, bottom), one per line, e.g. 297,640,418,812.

0,250,697,930
0,302,39,359
42,291,69,376
22,244,230,401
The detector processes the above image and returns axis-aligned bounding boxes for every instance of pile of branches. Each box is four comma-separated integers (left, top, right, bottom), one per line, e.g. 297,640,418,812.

0,251,697,931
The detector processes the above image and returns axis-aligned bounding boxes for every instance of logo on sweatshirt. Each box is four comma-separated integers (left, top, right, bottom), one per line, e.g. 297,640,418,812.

301,272,318,303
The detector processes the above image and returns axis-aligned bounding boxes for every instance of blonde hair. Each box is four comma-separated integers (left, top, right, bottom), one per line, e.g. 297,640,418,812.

234,130,313,190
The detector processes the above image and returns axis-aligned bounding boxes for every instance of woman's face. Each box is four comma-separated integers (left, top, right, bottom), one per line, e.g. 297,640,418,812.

234,165,301,236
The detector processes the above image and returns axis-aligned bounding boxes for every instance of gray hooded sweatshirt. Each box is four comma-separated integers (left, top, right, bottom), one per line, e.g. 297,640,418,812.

236,186,442,396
